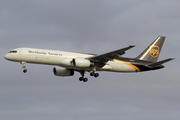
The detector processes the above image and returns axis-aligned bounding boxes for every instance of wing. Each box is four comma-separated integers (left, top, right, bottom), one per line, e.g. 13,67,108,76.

87,45,135,68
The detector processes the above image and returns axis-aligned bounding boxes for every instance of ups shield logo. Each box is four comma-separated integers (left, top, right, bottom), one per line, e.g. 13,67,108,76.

149,45,159,58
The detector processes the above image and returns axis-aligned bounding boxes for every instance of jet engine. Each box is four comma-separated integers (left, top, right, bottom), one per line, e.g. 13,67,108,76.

53,67,74,77
72,58,94,68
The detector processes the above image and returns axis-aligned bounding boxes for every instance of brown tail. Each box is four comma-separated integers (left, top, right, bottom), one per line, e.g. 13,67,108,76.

136,36,165,62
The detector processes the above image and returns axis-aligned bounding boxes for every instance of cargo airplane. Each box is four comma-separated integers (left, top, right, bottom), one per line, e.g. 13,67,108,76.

4,36,174,82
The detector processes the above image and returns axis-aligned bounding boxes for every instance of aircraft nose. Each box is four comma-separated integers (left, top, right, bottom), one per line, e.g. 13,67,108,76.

4,54,10,60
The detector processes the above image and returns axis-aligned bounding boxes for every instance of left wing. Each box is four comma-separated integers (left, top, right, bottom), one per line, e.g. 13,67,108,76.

87,45,135,68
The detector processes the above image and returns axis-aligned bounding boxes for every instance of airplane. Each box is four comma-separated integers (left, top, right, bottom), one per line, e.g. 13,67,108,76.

4,36,174,82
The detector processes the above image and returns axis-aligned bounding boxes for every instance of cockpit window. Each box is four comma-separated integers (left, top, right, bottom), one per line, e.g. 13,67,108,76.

9,50,17,53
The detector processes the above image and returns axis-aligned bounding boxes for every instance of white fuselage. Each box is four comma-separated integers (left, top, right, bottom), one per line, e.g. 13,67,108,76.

4,48,138,72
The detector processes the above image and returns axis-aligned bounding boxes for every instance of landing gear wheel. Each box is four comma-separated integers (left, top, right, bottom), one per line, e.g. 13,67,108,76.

83,78,88,82
78,70,88,82
23,69,27,73
79,77,84,81
90,72,95,76
79,77,88,82
94,73,99,78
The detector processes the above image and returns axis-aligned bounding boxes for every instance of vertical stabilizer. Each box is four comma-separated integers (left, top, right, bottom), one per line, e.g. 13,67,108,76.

136,36,165,62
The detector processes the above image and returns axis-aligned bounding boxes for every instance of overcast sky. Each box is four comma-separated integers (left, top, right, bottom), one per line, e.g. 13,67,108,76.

0,0,179,120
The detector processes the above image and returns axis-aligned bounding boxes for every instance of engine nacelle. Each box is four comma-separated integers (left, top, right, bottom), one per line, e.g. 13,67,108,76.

72,58,94,68
53,67,74,77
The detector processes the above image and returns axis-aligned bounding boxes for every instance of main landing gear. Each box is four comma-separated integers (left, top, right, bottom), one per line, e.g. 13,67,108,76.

78,70,88,82
78,70,99,82
79,77,88,82
90,72,99,77
20,62,27,73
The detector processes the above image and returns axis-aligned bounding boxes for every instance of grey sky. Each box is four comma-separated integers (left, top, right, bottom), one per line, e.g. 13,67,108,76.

0,0,179,120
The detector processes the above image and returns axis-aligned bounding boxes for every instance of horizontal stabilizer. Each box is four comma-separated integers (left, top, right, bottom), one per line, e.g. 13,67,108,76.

147,58,175,67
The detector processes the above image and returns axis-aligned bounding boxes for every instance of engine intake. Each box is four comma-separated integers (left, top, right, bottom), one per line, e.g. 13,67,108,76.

53,67,74,77
72,58,94,68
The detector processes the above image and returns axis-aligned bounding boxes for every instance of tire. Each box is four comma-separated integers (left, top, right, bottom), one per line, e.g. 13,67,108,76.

90,72,95,76
83,78,88,82
94,73,99,77
23,69,27,73
79,77,84,81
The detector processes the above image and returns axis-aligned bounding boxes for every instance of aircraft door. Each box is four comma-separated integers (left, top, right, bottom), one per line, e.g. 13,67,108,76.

19,49,22,55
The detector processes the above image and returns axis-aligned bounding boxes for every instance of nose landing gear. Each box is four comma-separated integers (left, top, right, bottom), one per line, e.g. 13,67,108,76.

23,69,27,73
20,62,27,73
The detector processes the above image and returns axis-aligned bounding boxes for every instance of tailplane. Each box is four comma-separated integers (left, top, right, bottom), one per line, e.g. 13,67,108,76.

147,58,175,67
136,36,165,62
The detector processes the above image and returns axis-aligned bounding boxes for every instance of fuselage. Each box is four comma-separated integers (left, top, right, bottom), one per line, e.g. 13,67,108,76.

4,48,164,73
